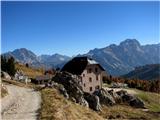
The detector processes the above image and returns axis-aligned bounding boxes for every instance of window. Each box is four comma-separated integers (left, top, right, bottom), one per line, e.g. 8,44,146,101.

95,85,100,89
90,87,92,91
84,83,86,87
88,68,92,73
95,68,98,73
89,77,92,82
96,75,98,81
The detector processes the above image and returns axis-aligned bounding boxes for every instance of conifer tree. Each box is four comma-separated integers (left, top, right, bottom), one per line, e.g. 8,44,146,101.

7,57,16,76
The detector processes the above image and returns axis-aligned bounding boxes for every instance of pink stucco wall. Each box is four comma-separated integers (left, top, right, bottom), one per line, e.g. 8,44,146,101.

80,64,104,93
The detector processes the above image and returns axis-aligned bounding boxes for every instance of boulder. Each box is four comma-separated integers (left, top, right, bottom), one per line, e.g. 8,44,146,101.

58,85,69,99
108,89,122,103
46,81,69,99
129,97,144,108
93,88,115,106
116,90,144,108
52,72,88,107
70,97,76,103
116,90,128,97
78,97,89,107
84,92,101,111
122,94,134,102
1,71,11,80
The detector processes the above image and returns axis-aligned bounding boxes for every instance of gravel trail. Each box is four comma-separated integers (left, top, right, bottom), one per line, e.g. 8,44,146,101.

1,84,41,120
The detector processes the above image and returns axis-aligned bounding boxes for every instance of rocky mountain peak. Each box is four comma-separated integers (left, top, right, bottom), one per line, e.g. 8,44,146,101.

120,39,141,47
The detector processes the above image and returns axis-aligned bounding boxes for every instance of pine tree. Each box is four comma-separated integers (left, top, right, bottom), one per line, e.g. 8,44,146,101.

7,57,16,76
1,56,7,72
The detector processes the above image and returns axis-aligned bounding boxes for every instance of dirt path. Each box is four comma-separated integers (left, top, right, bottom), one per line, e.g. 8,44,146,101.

1,84,41,120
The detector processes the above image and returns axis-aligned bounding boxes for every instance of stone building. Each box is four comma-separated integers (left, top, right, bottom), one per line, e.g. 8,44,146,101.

61,57,107,93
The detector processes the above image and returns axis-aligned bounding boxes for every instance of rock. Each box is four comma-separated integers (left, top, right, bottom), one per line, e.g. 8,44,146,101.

52,72,88,107
58,85,69,99
116,90,144,108
70,97,76,103
84,92,101,111
129,97,144,108
116,90,127,97
1,71,11,80
108,89,122,103
93,88,115,106
122,94,134,102
111,82,128,88
78,97,89,107
46,81,69,99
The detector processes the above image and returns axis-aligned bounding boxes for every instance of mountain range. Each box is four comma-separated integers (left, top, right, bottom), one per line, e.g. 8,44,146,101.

122,64,160,80
83,39,160,75
2,39,160,76
3,48,71,69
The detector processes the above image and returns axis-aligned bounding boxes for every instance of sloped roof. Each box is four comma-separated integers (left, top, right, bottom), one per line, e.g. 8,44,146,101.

61,57,105,75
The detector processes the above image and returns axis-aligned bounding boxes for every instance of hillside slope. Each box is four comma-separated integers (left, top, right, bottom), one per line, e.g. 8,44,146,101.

40,88,103,120
40,87,160,120
15,63,44,78
122,64,160,80
2,79,160,120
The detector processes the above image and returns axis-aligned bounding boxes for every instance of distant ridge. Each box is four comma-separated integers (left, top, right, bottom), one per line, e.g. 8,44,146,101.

2,48,71,69
83,39,160,75
2,39,160,75
122,64,160,80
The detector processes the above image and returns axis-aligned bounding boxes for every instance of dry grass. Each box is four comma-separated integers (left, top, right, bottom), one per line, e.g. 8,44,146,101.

40,87,160,120
1,85,8,98
15,63,44,78
40,88,104,120
2,73,160,120
99,104,160,120
1,79,42,91
136,90,160,112
98,89,160,120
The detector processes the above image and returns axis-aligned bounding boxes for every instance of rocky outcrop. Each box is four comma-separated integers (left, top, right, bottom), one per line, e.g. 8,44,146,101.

1,71,11,80
52,72,88,107
129,98,144,108
116,90,128,97
45,81,69,99
84,93,101,111
116,90,144,108
108,89,122,103
93,88,115,106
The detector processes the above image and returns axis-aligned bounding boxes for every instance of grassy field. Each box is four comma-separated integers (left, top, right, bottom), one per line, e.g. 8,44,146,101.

15,63,44,78
40,88,104,120
40,87,160,120
99,104,160,120
102,83,160,119
136,90,160,112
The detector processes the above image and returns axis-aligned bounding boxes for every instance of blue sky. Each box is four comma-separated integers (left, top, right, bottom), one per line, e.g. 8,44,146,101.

1,1,159,56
